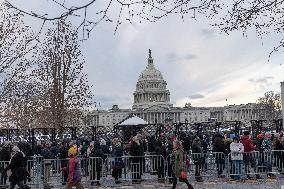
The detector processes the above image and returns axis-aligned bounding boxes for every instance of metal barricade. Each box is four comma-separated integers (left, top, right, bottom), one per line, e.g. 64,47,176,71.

105,155,165,184
42,158,61,188
2,150,284,188
88,157,104,186
166,152,227,182
272,150,284,175
27,156,43,188
190,152,227,180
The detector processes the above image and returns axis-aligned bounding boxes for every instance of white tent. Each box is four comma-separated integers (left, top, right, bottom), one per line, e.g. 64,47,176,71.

118,116,148,126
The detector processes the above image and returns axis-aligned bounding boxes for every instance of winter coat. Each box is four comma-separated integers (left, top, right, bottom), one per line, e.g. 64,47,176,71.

101,144,110,160
34,145,42,156
192,140,203,164
274,138,284,150
212,136,225,153
80,144,88,157
261,138,272,152
112,145,124,169
147,136,156,153
172,149,185,176
67,157,82,183
0,147,10,161
224,139,232,154
89,145,104,170
274,139,284,158
201,138,209,153
240,135,254,153
212,136,226,163
230,142,244,161
50,145,59,158
4,152,26,183
129,141,144,163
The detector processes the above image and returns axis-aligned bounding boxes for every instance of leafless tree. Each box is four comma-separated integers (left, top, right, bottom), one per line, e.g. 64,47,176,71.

210,0,284,60
0,3,36,128
4,0,220,38
257,91,282,125
32,20,93,130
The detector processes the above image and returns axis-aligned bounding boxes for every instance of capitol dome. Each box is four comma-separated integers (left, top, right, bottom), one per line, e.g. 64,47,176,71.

138,60,164,81
132,50,171,110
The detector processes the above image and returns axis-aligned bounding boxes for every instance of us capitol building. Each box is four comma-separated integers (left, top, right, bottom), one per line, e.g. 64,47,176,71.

87,50,271,128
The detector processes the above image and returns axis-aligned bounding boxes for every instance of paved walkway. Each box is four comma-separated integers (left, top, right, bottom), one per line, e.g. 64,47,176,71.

49,179,284,189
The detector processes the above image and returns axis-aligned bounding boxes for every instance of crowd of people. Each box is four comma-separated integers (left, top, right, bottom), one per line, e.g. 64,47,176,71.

0,130,283,188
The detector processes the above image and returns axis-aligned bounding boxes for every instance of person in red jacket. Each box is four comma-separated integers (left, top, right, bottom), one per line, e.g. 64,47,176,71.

240,131,261,179
63,147,84,189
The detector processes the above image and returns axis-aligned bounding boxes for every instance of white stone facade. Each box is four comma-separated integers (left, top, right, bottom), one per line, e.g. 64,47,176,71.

88,50,268,127
132,50,171,110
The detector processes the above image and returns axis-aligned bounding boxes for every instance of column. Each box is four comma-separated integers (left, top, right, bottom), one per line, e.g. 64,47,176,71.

146,93,148,102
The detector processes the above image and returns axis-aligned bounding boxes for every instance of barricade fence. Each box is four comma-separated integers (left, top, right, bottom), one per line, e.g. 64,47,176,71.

1,151,284,188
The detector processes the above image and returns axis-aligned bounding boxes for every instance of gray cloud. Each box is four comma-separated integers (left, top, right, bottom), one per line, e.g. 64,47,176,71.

185,53,197,60
189,94,205,99
167,53,197,62
167,53,178,62
248,76,274,88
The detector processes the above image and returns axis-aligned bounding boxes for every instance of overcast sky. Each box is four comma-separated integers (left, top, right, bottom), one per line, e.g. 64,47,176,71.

8,0,284,110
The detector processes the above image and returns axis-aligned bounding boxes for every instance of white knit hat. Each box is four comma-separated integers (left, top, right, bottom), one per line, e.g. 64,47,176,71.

12,146,20,152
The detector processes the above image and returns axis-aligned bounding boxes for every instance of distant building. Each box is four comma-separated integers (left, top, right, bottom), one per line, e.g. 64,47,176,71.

87,50,264,127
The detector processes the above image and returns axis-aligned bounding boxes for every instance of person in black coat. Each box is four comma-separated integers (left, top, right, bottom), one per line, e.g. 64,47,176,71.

100,139,110,160
0,143,10,186
3,146,27,189
192,137,203,182
212,133,226,177
129,135,144,184
59,142,68,185
112,138,124,184
89,141,104,186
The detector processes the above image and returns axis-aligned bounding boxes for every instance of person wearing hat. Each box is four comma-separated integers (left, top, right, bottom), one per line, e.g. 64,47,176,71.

63,146,84,189
3,146,27,189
